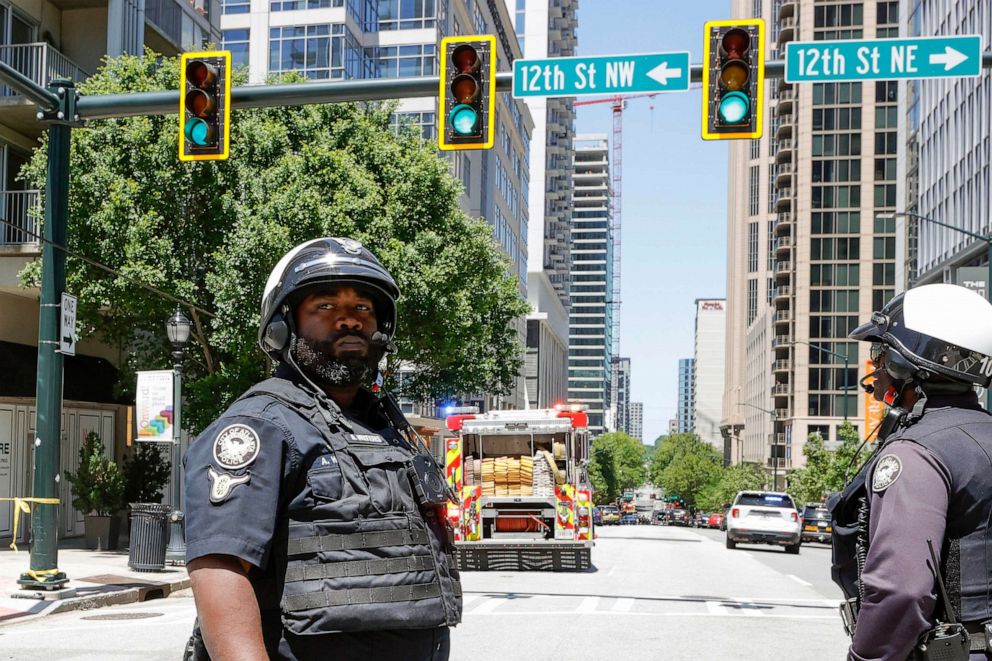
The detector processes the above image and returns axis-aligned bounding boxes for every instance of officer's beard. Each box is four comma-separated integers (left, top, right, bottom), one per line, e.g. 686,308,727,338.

291,333,377,388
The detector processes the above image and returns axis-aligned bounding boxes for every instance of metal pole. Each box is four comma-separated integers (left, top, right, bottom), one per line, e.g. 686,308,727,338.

987,240,992,411
19,91,72,590
165,355,185,564
843,354,849,421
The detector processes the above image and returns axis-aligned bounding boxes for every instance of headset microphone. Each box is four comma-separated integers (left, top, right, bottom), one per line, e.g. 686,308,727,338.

859,370,878,394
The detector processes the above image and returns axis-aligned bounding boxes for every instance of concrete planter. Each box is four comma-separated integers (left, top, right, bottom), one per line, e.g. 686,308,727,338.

84,514,121,551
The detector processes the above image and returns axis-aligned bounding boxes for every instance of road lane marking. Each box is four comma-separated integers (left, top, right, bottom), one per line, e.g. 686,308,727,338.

471,598,505,614
576,596,600,613
607,565,618,576
612,597,635,612
787,574,813,587
461,594,481,607
464,610,837,620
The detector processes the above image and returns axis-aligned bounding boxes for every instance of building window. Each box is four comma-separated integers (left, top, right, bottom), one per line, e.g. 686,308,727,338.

390,111,435,139
767,220,775,270
747,279,758,326
747,222,758,272
222,0,250,14
368,44,436,78
374,0,437,31
750,138,760,160
749,165,759,216
269,24,354,80
222,29,250,69
271,0,341,10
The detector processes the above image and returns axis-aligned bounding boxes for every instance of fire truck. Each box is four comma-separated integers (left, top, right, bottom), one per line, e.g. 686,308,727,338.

444,406,594,571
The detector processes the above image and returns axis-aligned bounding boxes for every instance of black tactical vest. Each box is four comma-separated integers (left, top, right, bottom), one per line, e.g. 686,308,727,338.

239,377,463,636
831,393,992,625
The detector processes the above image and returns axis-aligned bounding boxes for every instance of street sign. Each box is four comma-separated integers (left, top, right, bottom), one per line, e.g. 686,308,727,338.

60,293,76,356
785,35,982,83
512,51,690,98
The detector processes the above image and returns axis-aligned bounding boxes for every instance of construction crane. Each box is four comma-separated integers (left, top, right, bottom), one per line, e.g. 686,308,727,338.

573,92,657,355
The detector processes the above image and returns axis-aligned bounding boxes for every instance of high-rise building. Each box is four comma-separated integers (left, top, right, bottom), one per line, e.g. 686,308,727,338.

611,356,631,433
694,299,726,449
723,0,904,480
568,134,614,434
906,1,991,295
517,0,576,410
629,401,644,441
669,418,678,434
0,0,219,548
677,357,695,434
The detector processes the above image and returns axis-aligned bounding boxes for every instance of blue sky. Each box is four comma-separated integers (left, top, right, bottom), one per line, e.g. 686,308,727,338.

575,1,732,444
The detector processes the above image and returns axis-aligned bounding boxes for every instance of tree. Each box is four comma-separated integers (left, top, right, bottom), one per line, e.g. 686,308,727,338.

20,51,529,432
64,432,126,516
825,421,869,491
650,433,722,508
588,432,646,504
787,432,832,506
697,463,767,511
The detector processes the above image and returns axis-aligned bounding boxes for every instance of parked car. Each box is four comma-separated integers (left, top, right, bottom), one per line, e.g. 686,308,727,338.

725,491,802,554
593,506,603,526
668,509,689,526
620,513,638,525
707,512,725,529
694,512,709,528
601,506,620,525
651,510,667,526
801,504,832,544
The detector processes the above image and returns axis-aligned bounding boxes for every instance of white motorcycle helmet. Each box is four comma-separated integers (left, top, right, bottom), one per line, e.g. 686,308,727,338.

849,284,992,388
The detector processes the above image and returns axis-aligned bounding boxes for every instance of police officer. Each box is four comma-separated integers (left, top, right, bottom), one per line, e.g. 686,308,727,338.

831,283,992,661
183,237,462,661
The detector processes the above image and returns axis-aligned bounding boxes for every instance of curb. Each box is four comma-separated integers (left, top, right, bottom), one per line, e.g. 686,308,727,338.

0,576,191,626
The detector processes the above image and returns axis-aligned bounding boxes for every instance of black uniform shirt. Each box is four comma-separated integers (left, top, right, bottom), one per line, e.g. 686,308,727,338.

183,368,448,660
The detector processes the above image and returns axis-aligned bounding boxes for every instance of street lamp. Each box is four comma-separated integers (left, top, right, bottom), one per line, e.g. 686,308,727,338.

791,339,851,421
736,402,781,491
165,307,192,565
878,211,992,410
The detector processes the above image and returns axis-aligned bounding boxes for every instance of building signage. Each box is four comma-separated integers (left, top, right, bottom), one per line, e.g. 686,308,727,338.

956,266,987,299
512,51,690,98
136,370,175,442
785,35,982,82
864,360,887,442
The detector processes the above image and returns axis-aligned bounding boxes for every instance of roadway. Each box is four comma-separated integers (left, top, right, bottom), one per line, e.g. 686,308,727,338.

0,525,849,660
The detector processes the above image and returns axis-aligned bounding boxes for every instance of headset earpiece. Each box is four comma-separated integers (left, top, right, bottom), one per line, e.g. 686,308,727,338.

264,312,290,352
884,349,916,381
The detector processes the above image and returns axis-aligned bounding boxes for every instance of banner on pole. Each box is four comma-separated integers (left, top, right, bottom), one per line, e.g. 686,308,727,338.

136,370,175,442
864,360,886,442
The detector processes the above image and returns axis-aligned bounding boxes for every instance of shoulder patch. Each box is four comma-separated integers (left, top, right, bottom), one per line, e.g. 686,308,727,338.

208,467,251,503
213,423,261,469
872,454,903,492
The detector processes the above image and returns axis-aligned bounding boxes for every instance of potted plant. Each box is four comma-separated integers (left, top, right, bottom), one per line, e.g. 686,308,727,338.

64,431,126,550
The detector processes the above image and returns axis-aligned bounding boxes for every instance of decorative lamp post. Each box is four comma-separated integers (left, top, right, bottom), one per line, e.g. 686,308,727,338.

165,307,191,565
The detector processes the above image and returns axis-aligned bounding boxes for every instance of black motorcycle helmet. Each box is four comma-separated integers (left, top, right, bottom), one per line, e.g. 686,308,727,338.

258,237,400,361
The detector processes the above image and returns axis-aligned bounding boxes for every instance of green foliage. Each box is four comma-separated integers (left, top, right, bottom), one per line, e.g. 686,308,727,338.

650,433,722,508
787,421,868,505
21,51,528,432
588,432,646,504
64,432,126,516
696,463,767,511
122,443,172,504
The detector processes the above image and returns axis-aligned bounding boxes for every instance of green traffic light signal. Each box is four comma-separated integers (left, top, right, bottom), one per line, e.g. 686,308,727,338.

180,51,231,161
439,36,496,151
718,91,750,124
449,104,479,135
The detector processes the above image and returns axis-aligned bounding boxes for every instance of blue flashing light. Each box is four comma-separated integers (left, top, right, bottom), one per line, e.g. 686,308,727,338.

444,406,455,416
718,91,750,125
449,104,479,135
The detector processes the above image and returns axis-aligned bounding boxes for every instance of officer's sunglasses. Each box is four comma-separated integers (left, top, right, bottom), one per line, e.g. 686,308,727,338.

870,342,886,367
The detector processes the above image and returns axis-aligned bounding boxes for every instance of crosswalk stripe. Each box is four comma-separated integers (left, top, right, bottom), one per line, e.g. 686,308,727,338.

612,598,635,612
576,597,600,613
471,598,504,614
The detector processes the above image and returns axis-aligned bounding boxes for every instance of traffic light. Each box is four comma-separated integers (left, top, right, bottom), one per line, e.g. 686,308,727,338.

180,50,232,161
701,19,765,140
438,36,496,151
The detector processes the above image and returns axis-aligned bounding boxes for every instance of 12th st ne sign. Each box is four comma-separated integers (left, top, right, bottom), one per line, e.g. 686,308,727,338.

785,35,982,82
512,52,690,98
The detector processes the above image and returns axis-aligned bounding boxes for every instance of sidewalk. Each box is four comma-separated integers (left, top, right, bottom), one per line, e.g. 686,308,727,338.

0,536,189,626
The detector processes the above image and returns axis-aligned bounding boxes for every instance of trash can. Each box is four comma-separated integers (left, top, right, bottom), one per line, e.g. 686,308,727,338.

128,503,172,572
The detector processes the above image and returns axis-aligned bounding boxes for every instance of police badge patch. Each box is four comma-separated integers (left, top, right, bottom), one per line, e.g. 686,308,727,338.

872,454,902,492
208,467,251,503
212,424,261,469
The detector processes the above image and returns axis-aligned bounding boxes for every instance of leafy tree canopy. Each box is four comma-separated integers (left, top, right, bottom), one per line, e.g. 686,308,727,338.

21,51,528,432
650,433,722,508
787,421,868,506
588,432,647,504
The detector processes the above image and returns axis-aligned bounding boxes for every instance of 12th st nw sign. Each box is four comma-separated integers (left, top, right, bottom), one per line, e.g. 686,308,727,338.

512,52,690,98
786,35,982,82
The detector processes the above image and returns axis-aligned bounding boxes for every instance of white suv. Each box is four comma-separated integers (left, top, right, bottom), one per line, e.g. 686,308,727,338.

725,491,802,554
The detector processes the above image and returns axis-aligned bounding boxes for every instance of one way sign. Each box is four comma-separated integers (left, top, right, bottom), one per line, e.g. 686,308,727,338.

60,293,76,356
513,51,690,98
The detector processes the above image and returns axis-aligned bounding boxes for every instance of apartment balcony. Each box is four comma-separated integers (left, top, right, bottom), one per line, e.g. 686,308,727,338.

775,161,794,186
772,359,791,373
775,212,793,236
771,334,792,349
774,260,792,275
775,235,793,254
779,0,796,21
779,15,796,44
775,121,794,142
0,190,41,254
775,190,793,211
773,409,789,420
774,308,792,324
775,140,794,165
776,96,794,118
773,285,792,302
0,44,87,137
772,383,791,397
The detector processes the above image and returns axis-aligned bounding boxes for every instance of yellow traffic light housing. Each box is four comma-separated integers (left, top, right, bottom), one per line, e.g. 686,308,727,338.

701,19,765,140
439,36,496,151
180,50,232,161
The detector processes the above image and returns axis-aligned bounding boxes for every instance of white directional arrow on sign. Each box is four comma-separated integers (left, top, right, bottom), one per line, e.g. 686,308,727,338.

646,61,683,86
929,46,969,71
